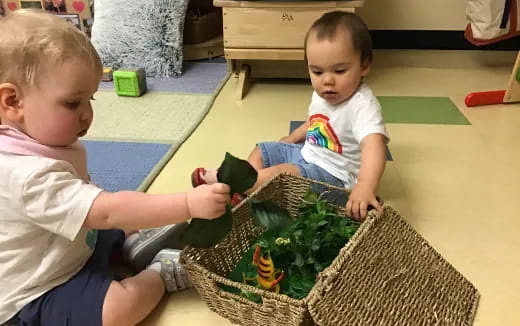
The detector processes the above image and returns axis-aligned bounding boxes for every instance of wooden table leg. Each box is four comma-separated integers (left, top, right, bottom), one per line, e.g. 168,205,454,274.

226,58,236,74
235,64,250,100
504,51,520,103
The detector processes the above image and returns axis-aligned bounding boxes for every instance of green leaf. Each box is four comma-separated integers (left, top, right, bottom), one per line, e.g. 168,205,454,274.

294,253,304,267
314,261,324,273
303,191,318,204
179,206,233,248
292,229,303,239
250,199,292,232
286,269,316,299
316,220,328,227
301,272,316,289
240,290,262,303
217,152,258,194
227,246,257,283
311,238,321,251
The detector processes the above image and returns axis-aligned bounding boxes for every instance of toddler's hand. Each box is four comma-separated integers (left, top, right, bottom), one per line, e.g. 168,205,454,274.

186,183,230,219
345,183,382,221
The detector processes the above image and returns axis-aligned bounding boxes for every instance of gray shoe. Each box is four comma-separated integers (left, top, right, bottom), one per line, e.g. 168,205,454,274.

151,248,192,292
126,222,189,271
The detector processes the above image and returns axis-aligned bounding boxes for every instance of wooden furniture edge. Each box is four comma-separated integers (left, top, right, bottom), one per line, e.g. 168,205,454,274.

214,0,364,8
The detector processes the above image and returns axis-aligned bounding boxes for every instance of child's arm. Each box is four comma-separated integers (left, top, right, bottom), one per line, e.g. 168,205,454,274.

346,133,386,220
279,119,310,143
84,183,230,230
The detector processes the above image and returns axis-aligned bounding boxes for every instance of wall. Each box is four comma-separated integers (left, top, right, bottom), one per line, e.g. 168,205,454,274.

357,0,468,30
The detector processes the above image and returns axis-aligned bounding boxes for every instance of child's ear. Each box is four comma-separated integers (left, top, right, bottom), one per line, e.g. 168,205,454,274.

361,60,371,77
0,83,24,122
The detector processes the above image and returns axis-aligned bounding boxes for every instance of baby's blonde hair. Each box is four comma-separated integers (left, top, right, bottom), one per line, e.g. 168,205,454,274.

0,10,103,88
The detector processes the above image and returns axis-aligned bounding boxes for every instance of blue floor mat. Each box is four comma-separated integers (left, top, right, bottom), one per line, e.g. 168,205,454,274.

98,62,228,94
83,140,171,192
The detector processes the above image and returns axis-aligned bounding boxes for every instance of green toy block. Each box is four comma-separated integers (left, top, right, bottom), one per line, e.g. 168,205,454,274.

113,68,147,97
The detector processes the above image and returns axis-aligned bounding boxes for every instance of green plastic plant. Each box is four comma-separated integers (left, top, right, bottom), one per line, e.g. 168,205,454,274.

228,191,360,300
178,151,360,301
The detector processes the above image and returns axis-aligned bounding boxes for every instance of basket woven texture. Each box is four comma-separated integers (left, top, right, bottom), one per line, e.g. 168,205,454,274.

180,174,480,326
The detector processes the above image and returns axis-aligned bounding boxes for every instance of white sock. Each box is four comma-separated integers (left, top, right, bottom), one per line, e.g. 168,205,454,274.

147,262,162,274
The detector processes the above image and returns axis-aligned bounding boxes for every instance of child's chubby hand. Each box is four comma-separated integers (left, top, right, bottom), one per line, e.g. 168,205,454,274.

345,182,383,221
186,183,230,219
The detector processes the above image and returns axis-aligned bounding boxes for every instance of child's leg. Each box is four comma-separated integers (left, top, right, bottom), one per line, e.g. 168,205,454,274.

102,270,164,326
246,145,264,170
246,142,304,192
14,231,188,326
103,249,191,326
16,230,128,326
248,163,301,194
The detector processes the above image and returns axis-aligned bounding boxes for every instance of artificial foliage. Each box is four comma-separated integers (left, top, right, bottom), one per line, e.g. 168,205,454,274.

217,152,258,195
249,198,292,232
179,152,258,248
228,191,361,301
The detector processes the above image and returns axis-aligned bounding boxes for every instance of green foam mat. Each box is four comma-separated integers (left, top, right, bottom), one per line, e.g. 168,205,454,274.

378,96,470,125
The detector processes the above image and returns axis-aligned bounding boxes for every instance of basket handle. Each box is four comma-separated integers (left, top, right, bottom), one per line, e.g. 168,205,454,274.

217,282,266,306
203,263,305,308
215,280,305,316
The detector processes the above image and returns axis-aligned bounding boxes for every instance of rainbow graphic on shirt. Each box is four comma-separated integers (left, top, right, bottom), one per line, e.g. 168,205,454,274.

306,114,342,154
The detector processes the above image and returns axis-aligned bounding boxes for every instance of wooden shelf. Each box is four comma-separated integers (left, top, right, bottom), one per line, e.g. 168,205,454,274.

213,0,364,99
225,48,304,60
214,0,364,8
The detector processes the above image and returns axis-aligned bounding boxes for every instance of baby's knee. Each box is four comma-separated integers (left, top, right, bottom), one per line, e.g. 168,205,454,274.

102,273,164,326
102,281,141,326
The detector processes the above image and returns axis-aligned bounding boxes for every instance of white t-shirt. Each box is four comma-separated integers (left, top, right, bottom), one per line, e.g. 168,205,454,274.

0,152,102,323
301,84,389,187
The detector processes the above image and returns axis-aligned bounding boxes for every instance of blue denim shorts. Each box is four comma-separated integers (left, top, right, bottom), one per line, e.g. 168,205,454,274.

7,229,125,326
258,141,344,188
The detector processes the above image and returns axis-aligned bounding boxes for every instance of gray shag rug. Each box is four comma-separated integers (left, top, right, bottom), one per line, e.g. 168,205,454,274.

91,0,189,77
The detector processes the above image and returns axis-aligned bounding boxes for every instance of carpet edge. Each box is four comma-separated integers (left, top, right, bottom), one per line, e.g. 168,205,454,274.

137,72,231,192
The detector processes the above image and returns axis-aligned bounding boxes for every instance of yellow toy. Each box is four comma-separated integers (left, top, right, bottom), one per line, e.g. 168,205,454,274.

243,245,284,293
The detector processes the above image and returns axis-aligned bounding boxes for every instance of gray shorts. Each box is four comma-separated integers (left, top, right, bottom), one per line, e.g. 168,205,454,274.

258,142,344,189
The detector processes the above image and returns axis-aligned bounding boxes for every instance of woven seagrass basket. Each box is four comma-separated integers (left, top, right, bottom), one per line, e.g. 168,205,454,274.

180,173,480,326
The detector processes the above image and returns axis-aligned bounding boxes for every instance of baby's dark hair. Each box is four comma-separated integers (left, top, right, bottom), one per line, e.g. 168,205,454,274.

304,11,372,66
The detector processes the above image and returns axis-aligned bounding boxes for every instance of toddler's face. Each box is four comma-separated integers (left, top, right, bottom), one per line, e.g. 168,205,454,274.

306,29,369,106
19,58,100,147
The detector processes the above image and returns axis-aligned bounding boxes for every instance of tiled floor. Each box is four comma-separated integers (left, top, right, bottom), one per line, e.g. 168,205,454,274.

143,50,520,326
